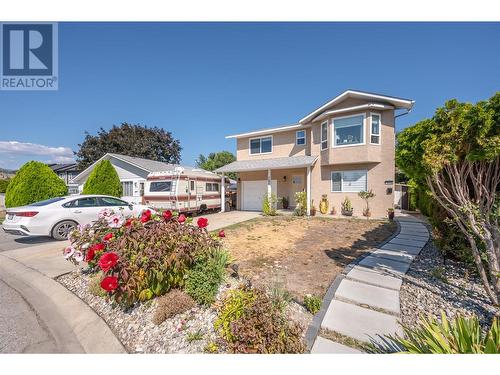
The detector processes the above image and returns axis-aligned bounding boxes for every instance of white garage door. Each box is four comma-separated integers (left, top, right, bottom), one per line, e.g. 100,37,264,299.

241,180,278,211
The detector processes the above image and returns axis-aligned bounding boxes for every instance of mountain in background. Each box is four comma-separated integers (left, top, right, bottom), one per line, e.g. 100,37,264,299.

0,168,16,179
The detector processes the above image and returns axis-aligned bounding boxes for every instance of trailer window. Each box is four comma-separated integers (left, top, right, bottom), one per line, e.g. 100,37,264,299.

190,180,195,191
150,181,172,192
206,182,219,192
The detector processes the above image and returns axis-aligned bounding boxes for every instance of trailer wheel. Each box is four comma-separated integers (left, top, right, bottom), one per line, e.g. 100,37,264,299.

199,204,207,213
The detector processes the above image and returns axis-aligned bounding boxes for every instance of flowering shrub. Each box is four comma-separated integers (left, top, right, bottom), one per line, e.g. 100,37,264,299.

64,208,223,306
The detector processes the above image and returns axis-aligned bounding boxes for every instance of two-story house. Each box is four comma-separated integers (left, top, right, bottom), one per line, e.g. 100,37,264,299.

215,90,414,218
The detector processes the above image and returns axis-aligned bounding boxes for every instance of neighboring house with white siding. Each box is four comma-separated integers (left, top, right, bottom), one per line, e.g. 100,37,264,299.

71,153,178,204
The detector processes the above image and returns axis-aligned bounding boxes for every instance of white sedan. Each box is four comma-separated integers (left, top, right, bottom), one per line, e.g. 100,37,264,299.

2,195,154,240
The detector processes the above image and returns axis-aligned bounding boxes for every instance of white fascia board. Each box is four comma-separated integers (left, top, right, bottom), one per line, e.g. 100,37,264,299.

300,90,414,124
225,124,307,139
312,103,395,122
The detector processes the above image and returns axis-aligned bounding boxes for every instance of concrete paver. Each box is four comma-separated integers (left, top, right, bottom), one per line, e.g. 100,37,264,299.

372,249,414,264
321,300,403,345
334,279,400,314
311,336,362,354
380,242,423,256
389,237,428,248
358,254,411,274
346,265,403,291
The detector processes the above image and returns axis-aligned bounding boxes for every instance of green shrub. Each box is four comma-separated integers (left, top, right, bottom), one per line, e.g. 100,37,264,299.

82,159,122,197
184,248,229,305
215,286,306,354
293,191,307,216
152,289,196,325
5,161,68,208
373,312,499,354
303,294,322,314
262,193,277,216
341,197,353,215
0,178,10,193
270,285,292,312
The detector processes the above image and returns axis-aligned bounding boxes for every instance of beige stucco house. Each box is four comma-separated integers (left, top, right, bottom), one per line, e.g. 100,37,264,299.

215,90,414,218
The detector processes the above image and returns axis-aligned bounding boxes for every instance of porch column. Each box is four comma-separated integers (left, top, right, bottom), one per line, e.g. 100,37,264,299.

306,165,311,216
220,174,226,212
267,169,272,201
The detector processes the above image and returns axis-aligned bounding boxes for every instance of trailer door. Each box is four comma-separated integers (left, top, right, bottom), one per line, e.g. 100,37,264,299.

188,179,197,211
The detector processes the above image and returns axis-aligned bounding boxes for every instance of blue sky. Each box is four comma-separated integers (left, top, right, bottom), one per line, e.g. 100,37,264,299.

0,22,499,170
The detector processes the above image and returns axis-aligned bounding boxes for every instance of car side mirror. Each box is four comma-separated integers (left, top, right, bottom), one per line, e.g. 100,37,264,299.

128,204,134,209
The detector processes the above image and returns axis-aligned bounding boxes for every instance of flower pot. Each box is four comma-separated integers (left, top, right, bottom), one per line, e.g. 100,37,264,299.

387,211,395,220
341,210,353,217
310,208,317,216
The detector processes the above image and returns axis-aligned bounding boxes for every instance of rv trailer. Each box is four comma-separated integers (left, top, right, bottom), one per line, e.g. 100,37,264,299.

143,167,230,213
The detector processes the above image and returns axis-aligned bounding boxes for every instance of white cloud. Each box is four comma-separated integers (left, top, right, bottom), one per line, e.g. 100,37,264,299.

0,141,75,169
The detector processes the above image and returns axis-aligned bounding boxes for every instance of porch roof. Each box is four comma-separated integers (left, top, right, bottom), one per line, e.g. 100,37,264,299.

214,155,318,173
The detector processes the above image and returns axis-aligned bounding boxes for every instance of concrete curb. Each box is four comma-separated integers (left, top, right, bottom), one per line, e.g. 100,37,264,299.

305,219,401,352
0,254,126,353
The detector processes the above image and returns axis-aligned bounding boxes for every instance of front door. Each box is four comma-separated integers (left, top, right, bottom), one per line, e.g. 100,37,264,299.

291,175,305,207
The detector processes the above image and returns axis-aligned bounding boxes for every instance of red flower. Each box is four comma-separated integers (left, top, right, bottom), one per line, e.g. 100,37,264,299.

100,276,118,292
90,242,106,253
86,247,95,262
141,209,152,223
218,230,225,238
98,252,119,272
197,217,208,228
178,214,186,224
124,218,133,227
162,210,173,221
103,232,114,241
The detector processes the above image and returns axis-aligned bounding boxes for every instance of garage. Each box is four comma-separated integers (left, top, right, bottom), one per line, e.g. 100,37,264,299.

241,180,277,211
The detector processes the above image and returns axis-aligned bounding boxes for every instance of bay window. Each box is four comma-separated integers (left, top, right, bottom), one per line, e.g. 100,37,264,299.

333,114,365,147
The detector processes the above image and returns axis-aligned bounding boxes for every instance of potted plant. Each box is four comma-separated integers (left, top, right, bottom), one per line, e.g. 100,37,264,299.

358,190,375,219
387,207,395,220
310,200,317,216
341,197,353,216
281,196,289,209
319,194,329,214
330,206,337,215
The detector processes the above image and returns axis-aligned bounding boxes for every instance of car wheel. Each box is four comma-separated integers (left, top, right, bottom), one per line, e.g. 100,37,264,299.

52,220,77,241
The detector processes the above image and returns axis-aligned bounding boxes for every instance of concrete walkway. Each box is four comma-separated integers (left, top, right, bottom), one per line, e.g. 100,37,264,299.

204,210,261,231
0,241,126,353
309,215,429,353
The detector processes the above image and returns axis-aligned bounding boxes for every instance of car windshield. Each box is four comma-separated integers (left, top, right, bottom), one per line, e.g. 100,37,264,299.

29,197,66,206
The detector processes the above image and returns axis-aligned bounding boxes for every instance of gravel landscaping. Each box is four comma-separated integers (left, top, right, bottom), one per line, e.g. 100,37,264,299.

57,270,311,353
400,236,499,330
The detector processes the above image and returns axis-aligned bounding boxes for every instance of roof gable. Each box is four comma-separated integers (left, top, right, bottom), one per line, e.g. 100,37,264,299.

299,90,414,124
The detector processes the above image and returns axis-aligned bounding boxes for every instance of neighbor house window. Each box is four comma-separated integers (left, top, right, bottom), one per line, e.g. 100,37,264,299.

206,182,219,192
150,181,172,192
321,121,328,150
122,181,133,196
249,136,272,154
370,113,381,144
333,114,365,146
331,170,367,192
296,130,306,145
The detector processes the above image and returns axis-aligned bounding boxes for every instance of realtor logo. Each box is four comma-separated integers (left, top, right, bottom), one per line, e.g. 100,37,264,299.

1,22,58,90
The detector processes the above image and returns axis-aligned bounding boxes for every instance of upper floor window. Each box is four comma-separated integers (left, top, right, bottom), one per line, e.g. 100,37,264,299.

296,130,306,145
249,136,272,155
370,113,381,144
332,114,365,147
321,121,328,150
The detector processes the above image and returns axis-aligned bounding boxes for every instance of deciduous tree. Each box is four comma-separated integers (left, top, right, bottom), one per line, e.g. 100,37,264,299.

396,93,500,304
195,151,236,179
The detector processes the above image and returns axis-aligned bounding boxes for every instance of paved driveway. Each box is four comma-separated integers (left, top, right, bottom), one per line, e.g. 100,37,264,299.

0,230,58,252
204,210,261,231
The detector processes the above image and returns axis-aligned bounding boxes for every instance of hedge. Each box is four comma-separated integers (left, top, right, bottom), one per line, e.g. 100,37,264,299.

0,178,10,194
5,161,68,208
82,160,122,197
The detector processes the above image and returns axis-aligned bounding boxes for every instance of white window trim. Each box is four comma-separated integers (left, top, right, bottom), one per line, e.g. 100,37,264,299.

331,112,366,148
330,170,368,193
370,112,381,145
248,135,273,155
295,130,306,146
321,121,328,150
